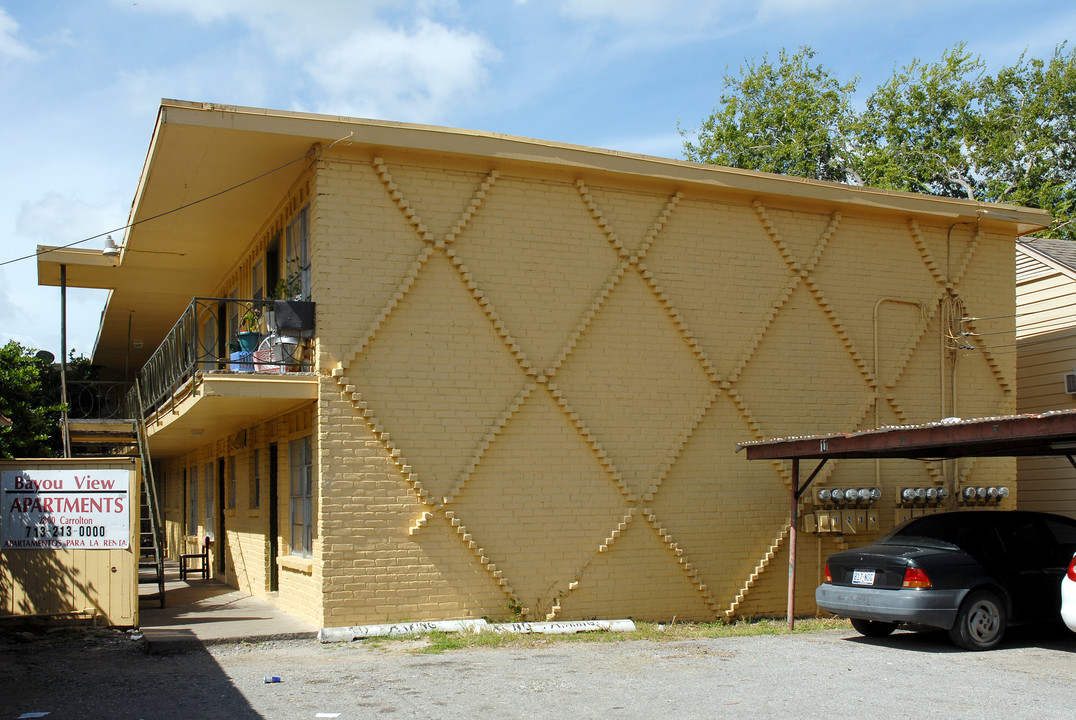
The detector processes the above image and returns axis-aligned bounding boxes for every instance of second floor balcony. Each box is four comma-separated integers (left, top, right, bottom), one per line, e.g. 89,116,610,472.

131,297,319,457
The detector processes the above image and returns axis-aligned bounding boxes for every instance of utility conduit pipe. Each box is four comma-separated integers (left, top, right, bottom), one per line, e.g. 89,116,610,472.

873,298,928,490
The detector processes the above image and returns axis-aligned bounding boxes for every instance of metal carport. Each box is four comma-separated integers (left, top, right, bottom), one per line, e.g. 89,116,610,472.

737,409,1076,629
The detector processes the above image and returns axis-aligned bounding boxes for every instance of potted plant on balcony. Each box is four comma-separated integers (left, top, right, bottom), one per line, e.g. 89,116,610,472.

236,305,262,353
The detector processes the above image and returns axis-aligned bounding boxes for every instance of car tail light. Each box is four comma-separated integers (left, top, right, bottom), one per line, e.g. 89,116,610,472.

902,567,932,589
1067,556,1076,583
824,562,833,583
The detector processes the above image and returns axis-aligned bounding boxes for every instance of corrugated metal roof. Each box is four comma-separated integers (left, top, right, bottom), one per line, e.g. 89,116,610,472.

738,409,1076,460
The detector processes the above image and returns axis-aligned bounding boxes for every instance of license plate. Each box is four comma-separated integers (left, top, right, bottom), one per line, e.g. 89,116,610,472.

852,570,876,586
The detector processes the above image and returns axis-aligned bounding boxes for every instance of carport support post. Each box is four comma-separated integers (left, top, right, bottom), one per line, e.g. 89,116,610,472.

60,263,70,458
788,459,799,631
787,457,827,632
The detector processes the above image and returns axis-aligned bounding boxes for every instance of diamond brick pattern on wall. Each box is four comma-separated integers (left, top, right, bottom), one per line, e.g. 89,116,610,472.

330,152,1015,622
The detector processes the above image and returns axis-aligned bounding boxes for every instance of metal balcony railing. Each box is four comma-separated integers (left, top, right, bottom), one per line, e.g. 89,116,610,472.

67,379,135,419
129,297,315,416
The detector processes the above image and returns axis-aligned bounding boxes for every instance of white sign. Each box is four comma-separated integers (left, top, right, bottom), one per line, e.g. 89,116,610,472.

2,469,130,549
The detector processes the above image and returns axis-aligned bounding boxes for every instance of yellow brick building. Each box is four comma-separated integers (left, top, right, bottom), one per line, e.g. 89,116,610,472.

39,100,1049,629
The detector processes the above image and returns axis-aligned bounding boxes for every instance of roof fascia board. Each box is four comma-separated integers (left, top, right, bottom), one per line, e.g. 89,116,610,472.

123,104,169,249
36,246,119,288
158,99,1051,235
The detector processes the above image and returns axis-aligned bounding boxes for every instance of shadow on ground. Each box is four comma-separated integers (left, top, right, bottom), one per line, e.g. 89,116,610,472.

0,626,264,720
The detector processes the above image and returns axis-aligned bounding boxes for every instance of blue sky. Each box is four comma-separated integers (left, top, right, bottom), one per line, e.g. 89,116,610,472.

1,0,1073,360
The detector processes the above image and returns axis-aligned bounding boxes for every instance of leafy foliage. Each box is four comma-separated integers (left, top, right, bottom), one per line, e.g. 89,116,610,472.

683,42,1076,239
0,341,63,457
682,46,860,183
975,44,1076,235
0,342,96,458
856,44,984,198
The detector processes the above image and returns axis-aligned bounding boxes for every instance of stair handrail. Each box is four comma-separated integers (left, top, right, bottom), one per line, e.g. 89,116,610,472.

135,380,166,607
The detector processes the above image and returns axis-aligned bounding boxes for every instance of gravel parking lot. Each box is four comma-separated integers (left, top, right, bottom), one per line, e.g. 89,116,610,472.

3,624,1074,719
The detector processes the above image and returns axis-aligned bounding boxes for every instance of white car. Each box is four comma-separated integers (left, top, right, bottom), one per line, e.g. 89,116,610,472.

1063,553,1076,632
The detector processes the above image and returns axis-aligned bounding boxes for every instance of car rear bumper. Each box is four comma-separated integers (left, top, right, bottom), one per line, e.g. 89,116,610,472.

1062,579,1076,633
816,583,965,629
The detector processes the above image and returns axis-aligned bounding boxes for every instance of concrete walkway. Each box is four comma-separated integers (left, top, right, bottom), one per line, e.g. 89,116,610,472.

138,562,317,653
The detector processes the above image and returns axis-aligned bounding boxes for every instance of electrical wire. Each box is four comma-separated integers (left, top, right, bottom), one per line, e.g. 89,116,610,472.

955,339,1076,359
0,131,353,268
969,316,1076,337
951,327,1076,354
961,293,1076,323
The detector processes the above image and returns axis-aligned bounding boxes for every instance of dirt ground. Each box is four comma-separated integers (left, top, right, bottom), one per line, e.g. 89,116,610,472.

3,623,1075,719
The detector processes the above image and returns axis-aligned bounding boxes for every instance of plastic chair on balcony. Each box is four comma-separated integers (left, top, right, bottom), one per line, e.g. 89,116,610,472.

253,335,279,373
179,536,211,580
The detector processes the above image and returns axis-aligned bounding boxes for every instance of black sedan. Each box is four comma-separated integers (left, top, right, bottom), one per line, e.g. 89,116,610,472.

816,510,1076,650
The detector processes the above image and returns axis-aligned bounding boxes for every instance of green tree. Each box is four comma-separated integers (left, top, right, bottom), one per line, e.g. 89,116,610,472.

0,341,63,458
975,43,1076,237
683,43,1076,239
856,43,984,199
681,46,860,183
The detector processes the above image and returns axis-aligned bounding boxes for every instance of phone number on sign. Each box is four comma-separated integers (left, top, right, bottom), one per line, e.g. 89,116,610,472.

25,524,108,538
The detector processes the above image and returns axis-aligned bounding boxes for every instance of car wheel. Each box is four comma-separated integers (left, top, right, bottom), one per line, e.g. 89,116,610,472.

949,590,1006,651
850,617,898,638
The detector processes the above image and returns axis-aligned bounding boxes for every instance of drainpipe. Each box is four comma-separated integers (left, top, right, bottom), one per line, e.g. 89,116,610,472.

873,298,924,487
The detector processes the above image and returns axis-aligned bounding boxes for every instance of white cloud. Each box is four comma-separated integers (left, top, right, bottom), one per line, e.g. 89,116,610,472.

0,8,37,61
558,0,730,30
560,0,693,24
554,0,932,35
16,192,123,246
298,18,499,121
5,191,121,357
115,0,500,122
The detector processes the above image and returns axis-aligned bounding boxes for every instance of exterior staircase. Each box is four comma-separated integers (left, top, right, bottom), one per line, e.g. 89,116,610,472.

66,386,166,608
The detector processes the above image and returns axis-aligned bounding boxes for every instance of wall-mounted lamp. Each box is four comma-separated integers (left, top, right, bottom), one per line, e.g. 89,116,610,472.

102,235,121,260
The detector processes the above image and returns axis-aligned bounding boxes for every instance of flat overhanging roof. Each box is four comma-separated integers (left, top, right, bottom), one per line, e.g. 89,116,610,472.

737,410,1076,461
37,99,1052,376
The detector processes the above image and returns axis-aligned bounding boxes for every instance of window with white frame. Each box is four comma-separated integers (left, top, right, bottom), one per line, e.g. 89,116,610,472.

199,312,217,366
188,466,198,535
249,447,261,509
204,461,215,541
227,286,239,341
228,456,237,509
252,257,264,301
285,205,311,300
289,435,313,557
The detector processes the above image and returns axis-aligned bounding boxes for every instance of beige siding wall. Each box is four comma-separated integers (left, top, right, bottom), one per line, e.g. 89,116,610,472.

309,147,1017,625
1017,259,1076,518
